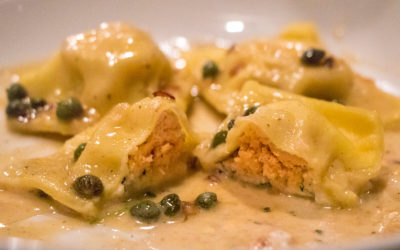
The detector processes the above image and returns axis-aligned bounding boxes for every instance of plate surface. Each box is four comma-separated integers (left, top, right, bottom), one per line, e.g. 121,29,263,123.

1,0,400,249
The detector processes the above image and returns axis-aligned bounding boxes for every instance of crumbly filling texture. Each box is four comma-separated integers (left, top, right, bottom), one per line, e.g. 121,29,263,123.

125,110,189,194
222,127,312,197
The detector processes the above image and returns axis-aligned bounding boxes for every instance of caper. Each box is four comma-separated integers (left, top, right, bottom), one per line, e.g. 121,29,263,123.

7,83,28,101
160,193,181,216
56,97,83,121
130,200,160,222
227,119,235,130
6,99,31,118
243,106,257,116
301,48,326,66
202,60,219,79
72,174,103,199
30,98,47,109
74,142,87,161
211,130,228,148
195,192,218,209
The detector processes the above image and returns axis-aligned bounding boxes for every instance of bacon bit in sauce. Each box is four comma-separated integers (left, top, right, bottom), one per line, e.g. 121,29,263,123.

181,201,198,221
253,237,272,249
323,56,335,68
227,44,236,54
206,174,221,184
153,91,175,100
229,62,246,76
187,157,200,170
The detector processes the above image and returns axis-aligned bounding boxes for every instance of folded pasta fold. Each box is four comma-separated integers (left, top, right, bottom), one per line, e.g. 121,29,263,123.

1,97,196,217
181,23,353,114
8,22,172,135
195,81,383,206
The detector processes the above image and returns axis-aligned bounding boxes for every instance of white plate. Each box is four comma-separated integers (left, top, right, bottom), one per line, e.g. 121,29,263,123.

1,0,400,249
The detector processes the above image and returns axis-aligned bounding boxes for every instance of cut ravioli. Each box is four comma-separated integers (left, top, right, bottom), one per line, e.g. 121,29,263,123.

195,84,383,207
0,97,196,217
182,23,353,114
236,79,400,130
7,22,172,135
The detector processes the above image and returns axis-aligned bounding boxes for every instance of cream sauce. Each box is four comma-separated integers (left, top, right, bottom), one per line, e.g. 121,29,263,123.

1,65,400,249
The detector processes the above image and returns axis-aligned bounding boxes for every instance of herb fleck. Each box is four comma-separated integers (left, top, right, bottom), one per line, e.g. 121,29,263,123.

263,207,271,212
315,229,323,235
243,106,257,116
227,119,235,130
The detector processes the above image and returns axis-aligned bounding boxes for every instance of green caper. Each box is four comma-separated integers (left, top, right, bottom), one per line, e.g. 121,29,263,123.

301,48,326,66
74,143,87,161
195,192,218,209
202,60,219,79
56,97,83,121
30,98,47,109
160,193,181,217
227,119,235,130
72,174,103,199
211,130,228,148
130,200,160,222
243,106,257,116
6,99,31,118
7,83,28,101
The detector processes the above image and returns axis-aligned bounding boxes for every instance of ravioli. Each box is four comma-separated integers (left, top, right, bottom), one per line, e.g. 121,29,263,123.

278,22,321,43
7,22,172,135
177,24,400,131
347,74,400,129
195,81,383,206
179,23,353,114
171,45,227,108
0,97,196,217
